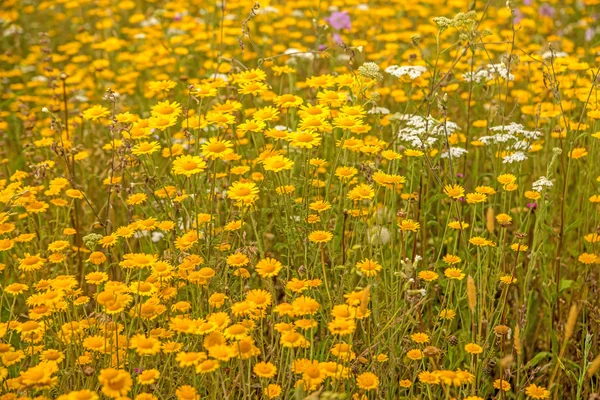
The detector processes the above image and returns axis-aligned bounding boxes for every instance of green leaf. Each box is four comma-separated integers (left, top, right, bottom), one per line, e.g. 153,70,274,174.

564,218,583,234
525,352,551,368
559,279,576,293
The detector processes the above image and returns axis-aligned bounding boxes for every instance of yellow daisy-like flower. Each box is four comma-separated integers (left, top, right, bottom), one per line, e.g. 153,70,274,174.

398,219,420,232
525,384,550,399
132,141,161,156
201,137,233,160
83,105,111,121
263,155,294,172
444,267,466,280
356,372,379,391
287,130,322,149
443,184,465,199
255,257,283,278
464,343,483,354
356,258,382,277
308,230,333,243
227,181,259,206
172,155,207,177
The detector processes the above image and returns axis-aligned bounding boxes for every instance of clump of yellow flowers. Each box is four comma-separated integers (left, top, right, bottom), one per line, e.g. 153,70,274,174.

0,0,599,398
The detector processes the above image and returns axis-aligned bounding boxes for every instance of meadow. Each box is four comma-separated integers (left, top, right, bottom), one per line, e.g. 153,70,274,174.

0,0,600,398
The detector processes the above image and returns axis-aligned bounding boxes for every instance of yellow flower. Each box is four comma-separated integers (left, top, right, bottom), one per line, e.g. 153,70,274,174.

126,193,147,205
176,385,199,400
439,309,456,320
464,343,483,354
466,192,487,204
418,371,440,384
410,332,429,344
356,258,382,277
255,257,283,278
132,141,161,156
227,252,250,267
497,173,517,185
356,372,379,391
137,369,160,385
287,130,322,148
253,361,277,378
5,283,29,295
347,183,375,201
398,219,420,232
510,243,529,252
418,270,439,282
525,384,550,399
335,166,358,180
99,368,133,398
568,147,588,159
130,334,161,356
274,93,303,108
20,361,58,389
148,80,177,93
444,267,466,280
263,155,294,172
0,238,14,252
201,137,234,159
496,213,512,225
578,253,598,264
172,155,207,176
406,349,424,360
500,275,517,285
18,253,46,272
308,230,333,243
264,384,282,399
494,379,511,391
443,184,465,199
399,379,412,388
151,100,182,118
227,181,259,206
83,105,111,121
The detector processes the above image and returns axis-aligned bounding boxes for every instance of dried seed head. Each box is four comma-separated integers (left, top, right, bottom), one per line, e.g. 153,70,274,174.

565,304,579,341
486,207,495,233
499,354,513,369
483,358,497,376
588,354,600,378
467,276,477,313
494,324,510,336
447,335,458,347
514,325,522,355
423,346,440,357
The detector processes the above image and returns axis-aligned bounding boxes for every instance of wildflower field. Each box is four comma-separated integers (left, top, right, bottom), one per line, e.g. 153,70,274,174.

1,0,600,398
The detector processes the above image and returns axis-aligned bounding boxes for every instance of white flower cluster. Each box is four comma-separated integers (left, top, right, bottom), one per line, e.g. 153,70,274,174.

542,51,568,59
284,48,315,60
479,123,542,164
397,115,466,157
463,63,514,83
367,107,390,115
532,176,553,192
489,122,540,138
501,151,528,164
260,6,280,14
385,65,427,80
441,147,469,159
